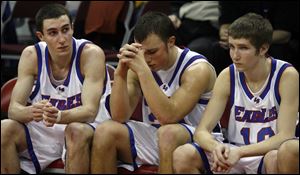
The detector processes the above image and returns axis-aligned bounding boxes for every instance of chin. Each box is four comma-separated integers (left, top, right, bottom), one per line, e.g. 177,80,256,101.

234,65,245,72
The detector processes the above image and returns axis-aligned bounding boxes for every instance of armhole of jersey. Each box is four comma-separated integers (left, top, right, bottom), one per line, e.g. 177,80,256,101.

75,41,90,84
178,55,206,86
29,44,42,100
102,65,108,96
274,63,292,104
168,48,189,87
229,64,235,109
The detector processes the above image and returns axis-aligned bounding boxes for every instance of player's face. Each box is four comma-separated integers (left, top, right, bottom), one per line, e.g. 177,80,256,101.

139,34,172,71
228,37,261,72
38,15,74,58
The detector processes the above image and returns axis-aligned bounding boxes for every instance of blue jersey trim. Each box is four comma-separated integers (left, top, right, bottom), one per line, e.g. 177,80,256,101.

30,44,42,101
23,124,41,174
274,63,292,104
229,64,235,108
168,48,189,87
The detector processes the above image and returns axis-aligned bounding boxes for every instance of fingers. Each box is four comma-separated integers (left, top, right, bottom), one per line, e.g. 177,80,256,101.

32,100,49,119
118,43,143,59
43,113,55,127
119,43,141,53
31,107,44,122
211,145,231,172
42,102,59,127
223,146,230,159
212,150,230,171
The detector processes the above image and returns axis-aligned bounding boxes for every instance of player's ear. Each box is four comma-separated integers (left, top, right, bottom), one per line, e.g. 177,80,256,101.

36,31,44,41
167,36,176,48
259,43,270,57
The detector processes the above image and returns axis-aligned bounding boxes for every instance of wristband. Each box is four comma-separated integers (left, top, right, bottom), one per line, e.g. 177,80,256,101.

56,110,62,123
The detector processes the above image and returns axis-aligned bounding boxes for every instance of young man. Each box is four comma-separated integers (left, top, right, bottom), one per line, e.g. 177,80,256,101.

1,4,111,174
91,11,221,173
172,13,299,174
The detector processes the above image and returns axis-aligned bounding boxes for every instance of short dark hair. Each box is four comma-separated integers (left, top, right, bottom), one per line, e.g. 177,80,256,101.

35,3,72,33
133,11,176,44
228,13,273,50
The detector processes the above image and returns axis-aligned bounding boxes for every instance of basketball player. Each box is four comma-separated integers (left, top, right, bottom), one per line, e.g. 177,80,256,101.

1,4,111,174
172,13,299,174
90,11,222,173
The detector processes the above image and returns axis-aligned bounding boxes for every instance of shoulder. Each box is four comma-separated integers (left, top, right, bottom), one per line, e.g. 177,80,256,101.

81,43,105,58
216,67,231,85
80,43,105,67
18,45,38,76
19,45,38,66
181,61,213,81
79,43,106,76
280,66,299,82
20,45,37,59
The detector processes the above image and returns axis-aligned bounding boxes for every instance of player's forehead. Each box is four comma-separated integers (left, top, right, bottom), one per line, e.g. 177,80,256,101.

137,33,165,51
228,37,253,47
43,15,71,31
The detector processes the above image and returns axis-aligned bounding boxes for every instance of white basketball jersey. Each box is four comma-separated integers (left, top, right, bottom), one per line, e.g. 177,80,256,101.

142,47,214,128
227,58,292,145
29,38,111,124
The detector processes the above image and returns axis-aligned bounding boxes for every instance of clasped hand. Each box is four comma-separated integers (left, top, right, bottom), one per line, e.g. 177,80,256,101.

211,144,241,173
117,43,148,74
31,100,60,127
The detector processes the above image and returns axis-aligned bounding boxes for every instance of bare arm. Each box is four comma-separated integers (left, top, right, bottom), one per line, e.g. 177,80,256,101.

57,44,106,124
139,61,216,125
194,68,231,152
110,61,142,123
8,46,40,123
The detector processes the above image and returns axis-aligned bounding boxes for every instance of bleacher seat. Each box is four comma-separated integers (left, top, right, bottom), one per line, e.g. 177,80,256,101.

1,77,17,115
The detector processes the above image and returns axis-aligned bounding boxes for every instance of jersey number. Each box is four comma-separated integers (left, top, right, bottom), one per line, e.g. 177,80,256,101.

240,127,275,145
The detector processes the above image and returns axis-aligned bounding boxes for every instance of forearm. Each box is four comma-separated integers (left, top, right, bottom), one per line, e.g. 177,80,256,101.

194,130,221,153
237,133,294,158
138,70,178,124
59,105,97,124
8,103,33,123
110,74,132,122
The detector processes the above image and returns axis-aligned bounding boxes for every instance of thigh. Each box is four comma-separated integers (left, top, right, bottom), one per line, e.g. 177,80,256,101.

94,120,133,163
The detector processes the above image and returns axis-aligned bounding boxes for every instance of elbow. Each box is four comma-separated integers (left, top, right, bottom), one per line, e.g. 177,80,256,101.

112,117,127,124
157,112,179,125
85,107,98,123
111,110,128,123
7,105,15,120
7,109,13,120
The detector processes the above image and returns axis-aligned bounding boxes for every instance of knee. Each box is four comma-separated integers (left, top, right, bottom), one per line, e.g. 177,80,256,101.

264,150,278,173
65,122,94,144
278,140,299,162
93,120,121,144
173,144,197,173
277,140,299,173
1,119,22,145
157,125,181,148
